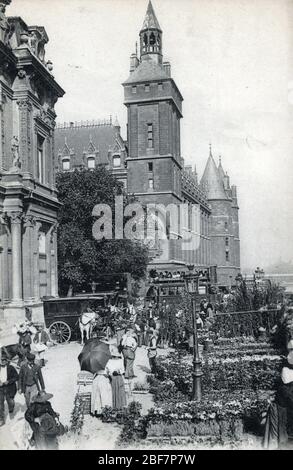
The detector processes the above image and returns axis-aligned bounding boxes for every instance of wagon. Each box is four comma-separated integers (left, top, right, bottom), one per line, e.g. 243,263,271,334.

43,294,113,344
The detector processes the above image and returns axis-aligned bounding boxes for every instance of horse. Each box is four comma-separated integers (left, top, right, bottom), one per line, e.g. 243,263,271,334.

79,310,97,345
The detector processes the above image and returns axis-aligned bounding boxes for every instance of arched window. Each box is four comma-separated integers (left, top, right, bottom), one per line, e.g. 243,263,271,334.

149,33,156,51
143,33,148,52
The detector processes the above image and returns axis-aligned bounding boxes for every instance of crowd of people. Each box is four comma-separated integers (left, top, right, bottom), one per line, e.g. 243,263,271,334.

0,313,66,449
89,306,160,416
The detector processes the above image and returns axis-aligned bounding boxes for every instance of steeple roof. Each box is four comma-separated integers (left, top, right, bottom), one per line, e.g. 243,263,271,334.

201,149,227,200
218,156,225,180
141,1,161,32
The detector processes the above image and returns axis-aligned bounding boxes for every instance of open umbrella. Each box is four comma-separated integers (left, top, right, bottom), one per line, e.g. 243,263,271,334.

78,340,112,374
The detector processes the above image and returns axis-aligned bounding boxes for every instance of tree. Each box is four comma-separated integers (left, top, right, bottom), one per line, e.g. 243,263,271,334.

56,167,149,296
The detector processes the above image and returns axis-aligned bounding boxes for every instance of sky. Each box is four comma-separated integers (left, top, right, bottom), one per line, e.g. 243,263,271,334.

7,0,293,273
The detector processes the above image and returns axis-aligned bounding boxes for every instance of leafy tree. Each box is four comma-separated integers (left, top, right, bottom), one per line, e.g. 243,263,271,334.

56,167,149,296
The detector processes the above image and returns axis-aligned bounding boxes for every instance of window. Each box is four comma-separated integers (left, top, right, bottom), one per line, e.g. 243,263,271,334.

62,159,70,171
226,251,229,261
87,156,95,169
37,134,45,183
148,178,154,189
225,221,228,230
132,86,137,94
38,232,46,254
113,155,121,167
225,237,229,247
145,84,150,92
147,123,153,149
148,162,153,172
158,82,163,91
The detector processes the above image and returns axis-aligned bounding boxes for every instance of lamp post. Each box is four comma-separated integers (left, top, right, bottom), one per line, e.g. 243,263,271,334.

184,264,203,401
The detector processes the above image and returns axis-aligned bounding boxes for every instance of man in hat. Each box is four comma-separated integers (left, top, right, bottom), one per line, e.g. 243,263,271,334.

147,328,158,375
18,353,45,407
0,355,19,426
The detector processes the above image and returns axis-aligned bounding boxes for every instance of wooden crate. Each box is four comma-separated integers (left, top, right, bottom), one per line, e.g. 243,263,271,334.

77,372,93,415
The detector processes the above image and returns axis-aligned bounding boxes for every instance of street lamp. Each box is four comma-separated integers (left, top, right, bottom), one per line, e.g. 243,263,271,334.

184,264,203,401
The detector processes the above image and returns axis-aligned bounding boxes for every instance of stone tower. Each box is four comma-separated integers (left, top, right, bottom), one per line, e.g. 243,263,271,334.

201,147,240,287
123,0,182,205
0,0,64,335
123,1,184,267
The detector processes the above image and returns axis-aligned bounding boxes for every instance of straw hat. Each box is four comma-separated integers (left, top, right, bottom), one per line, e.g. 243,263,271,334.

31,391,54,403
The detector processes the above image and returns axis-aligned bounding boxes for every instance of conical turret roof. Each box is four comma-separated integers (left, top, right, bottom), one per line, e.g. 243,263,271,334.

201,150,227,200
218,156,225,180
141,1,162,31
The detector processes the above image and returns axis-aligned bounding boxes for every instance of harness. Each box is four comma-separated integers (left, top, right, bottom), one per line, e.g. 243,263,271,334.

79,312,96,326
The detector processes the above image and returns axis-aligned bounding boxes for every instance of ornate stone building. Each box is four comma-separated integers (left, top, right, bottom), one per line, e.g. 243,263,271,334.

0,0,64,334
54,117,127,188
55,1,240,288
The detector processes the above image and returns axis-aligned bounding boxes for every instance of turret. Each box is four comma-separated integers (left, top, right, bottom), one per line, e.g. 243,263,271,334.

140,1,163,64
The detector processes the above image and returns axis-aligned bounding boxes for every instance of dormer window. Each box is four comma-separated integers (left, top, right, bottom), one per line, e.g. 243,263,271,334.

87,156,95,169
113,155,121,167
62,158,70,171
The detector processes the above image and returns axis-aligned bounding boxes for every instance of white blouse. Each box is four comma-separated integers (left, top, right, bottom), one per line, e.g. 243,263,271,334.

105,358,125,376
281,367,293,384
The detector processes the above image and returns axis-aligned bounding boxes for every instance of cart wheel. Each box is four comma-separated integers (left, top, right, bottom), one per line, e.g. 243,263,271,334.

49,321,71,343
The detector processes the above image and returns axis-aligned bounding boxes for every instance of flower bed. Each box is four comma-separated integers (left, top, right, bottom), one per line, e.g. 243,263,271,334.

101,401,142,424
70,394,85,435
144,389,273,441
153,351,282,396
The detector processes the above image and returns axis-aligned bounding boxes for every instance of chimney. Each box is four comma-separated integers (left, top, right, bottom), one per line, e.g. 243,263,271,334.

130,53,139,73
163,61,171,77
223,172,230,190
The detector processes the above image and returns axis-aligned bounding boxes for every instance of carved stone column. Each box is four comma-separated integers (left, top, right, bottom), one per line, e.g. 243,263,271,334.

0,215,10,301
22,215,36,301
33,221,42,301
8,211,23,303
17,98,33,175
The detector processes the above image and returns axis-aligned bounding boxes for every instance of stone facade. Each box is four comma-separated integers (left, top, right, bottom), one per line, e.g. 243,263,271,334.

0,0,64,335
54,1,240,287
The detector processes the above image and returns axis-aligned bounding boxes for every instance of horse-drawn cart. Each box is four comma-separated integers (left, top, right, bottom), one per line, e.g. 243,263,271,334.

43,295,113,344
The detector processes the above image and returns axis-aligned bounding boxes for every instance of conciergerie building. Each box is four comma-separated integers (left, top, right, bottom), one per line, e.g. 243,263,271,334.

55,2,241,290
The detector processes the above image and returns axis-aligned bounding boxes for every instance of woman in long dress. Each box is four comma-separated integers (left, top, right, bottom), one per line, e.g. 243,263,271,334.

105,347,127,409
263,351,293,449
91,370,112,416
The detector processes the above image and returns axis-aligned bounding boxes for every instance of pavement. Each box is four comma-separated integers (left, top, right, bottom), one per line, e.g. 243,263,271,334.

0,339,161,450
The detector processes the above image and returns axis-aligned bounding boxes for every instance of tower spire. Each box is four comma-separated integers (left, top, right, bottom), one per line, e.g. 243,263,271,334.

140,1,163,64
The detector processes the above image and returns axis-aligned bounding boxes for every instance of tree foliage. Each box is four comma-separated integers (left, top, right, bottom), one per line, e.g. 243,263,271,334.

56,167,149,296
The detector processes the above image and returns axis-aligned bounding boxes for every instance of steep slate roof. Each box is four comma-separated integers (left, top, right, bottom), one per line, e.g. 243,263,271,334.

141,1,162,31
123,57,169,84
54,123,123,165
201,153,227,200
